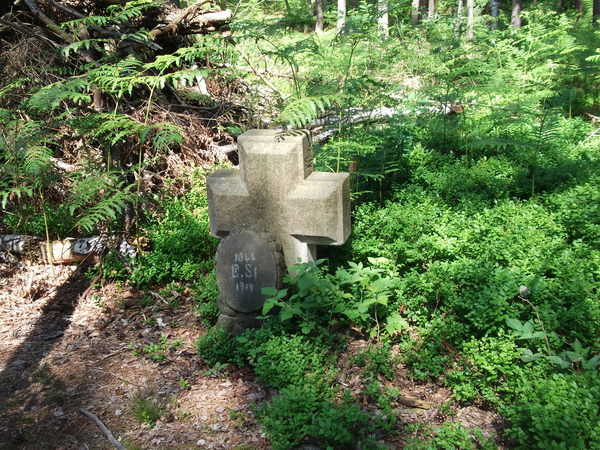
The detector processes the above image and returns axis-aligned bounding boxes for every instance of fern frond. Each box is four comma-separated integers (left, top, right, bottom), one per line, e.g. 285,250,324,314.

278,95,338,128
61,15,112,31
87,56,143,96
23,145,53,176
119,29,153,46
69,174,134,232
61,39,106,59
140,122,184,152
76,191,130,232
27,78,91,114
586,51,600,63
90,114,144,147
0,185,34,209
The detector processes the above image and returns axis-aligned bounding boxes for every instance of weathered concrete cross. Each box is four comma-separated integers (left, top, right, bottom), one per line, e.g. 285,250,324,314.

207,129,351,268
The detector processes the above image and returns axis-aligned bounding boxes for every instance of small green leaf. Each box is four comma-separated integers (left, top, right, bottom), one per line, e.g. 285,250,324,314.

583,355,600,370
262,301,276,315
333,303,346,313
280,309,294,321
506,318,523,332
520,348,544,362
546,356,571,369
261,287,278,297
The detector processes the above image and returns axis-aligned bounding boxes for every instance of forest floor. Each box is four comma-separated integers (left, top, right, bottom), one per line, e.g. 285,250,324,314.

0,262,507,449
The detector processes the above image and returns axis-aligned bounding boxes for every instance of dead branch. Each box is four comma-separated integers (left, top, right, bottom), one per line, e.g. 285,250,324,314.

0,16,61,47
78,408,127,450
49,0,163,51
23,0,74,44
149,2,231,38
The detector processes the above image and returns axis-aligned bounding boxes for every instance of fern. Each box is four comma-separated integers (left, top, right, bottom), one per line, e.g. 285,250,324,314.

140,122,184,152
60,39,107,59
106,0,155,22
87,56,144,96
82,113,145,147
27,79,91,114
278,95,339,128
69,174,135,232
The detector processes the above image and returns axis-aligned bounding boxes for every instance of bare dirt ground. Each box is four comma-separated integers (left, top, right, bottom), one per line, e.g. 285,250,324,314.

0,262,506,449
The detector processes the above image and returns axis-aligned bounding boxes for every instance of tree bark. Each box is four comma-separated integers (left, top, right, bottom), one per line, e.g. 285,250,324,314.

378,0,389,37
337,0,346,31
511,0,522,28
594,0,600,26
315,0,324,34
412,0,420,26
491,0,499,30
412,0,428,25
428,0,435,18
455,0,464,36
0,235,135,264
466,0,474,39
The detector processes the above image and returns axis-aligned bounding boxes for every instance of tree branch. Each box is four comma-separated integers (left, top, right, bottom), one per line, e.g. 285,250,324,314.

23,0,73,43
149,1,230,38
0,16,60,47
49,0,163,51
78,409,127,450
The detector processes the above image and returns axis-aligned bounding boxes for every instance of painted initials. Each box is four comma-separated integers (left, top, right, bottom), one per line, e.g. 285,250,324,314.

231,252,259,292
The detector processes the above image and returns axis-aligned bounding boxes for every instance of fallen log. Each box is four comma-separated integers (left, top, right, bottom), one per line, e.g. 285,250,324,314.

0,234,136,264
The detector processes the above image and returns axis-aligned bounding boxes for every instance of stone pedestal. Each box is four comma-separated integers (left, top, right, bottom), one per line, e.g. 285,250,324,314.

214,228,284,335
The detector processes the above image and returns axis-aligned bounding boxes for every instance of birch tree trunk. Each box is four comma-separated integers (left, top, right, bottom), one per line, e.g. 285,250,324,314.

315,0,324,34
0,235,135,264
412,0,420,26
511,0,522,28
378,0,389,37
412,0,428,25
337,0,346,31
455,0,464,36
428,0,435,18
466,0,474,39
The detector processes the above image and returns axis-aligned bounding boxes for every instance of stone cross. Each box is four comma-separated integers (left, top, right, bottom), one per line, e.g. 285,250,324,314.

206,129,351,334
207,129,351,268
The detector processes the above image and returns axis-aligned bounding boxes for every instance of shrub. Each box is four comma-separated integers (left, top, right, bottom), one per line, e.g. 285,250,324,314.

250,333,331,389
446,333,522,405
404,422,498,450
502,371,600,449
195,326,236,367
133,188,217,286
255,386,380,450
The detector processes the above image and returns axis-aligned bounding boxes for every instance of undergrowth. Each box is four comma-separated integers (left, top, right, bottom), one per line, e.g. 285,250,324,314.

3,0,600,448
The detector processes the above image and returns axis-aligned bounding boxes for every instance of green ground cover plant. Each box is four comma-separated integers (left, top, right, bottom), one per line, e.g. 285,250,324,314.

4,0,600,447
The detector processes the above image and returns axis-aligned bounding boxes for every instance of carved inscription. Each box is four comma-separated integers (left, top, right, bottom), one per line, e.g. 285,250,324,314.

231,252,258,292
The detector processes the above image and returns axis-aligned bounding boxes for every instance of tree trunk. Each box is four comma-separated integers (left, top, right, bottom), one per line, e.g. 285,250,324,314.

315,0,324,34
455,0,464,36
511,0,522,28
594,0,600,25
412,0,420,25
491,0,499,30
428,0,435,18
412,0,428,25
378,0,389,37
466,0,474,39
337,0,346,31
